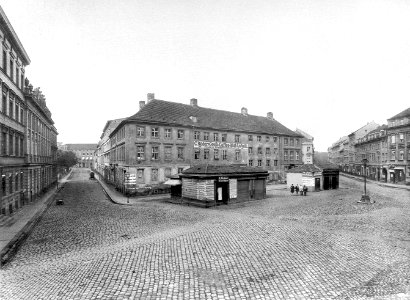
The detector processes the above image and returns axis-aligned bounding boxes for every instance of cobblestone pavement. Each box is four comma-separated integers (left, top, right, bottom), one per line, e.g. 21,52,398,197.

1,169,409,299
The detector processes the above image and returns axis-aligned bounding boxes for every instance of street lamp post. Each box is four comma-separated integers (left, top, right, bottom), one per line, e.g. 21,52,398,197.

360,158,371,203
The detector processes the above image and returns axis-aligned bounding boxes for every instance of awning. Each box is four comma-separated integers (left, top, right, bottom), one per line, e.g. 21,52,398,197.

164,179,182,186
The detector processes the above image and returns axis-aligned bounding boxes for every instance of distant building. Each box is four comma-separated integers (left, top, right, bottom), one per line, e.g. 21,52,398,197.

64,144,97,168
328,108,410,185
295,128,314,164
96,94,303,192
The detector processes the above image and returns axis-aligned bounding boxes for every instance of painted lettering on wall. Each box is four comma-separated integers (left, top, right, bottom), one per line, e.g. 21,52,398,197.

194,141,248,149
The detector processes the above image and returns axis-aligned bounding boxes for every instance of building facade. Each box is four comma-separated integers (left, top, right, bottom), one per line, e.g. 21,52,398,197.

329,108,410,185
96,94,303,192
63,144,97,168
0,6,58,215
295,128,314,164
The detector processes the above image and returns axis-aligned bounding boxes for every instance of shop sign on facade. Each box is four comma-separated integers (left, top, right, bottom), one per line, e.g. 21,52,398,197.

194,141,248,149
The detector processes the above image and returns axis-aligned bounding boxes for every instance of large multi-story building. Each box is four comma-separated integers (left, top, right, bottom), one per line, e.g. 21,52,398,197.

328,121,380,172
329,108,410,184
61,144,97,168
96,94,303,191
0,6,57,215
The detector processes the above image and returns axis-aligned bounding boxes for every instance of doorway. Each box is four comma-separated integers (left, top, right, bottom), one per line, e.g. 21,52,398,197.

315,178,321,191
215,181,229,204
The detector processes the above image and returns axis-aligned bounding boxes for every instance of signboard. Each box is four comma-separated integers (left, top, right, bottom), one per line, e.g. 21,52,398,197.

218,176,229,182
194,141,248,150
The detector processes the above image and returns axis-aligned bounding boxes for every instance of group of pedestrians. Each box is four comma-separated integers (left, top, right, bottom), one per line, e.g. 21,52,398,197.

290,184,308,196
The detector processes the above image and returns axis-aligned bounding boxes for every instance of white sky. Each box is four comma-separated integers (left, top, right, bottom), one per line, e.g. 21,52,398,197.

2,0,410,151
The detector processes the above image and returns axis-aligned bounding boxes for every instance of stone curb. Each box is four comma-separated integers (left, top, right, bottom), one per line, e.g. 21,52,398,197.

341,173,410,190
0,172,71,267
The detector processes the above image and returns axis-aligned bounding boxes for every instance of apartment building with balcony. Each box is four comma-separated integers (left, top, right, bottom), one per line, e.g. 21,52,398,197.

98,94,303,191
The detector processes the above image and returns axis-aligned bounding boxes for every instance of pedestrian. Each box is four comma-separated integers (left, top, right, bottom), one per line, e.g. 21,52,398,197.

290,184,295,195
303,185,308,196
295,184,299,195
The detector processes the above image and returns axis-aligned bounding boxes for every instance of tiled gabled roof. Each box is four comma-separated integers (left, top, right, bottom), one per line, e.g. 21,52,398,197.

125,99,302,137
387,107,410,121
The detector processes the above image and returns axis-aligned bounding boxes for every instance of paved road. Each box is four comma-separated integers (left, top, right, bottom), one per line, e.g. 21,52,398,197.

1,168,409,299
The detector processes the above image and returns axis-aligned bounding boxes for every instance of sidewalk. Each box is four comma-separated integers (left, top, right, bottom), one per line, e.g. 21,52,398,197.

341,173,410,191
95,173,171,205
0,171,72,267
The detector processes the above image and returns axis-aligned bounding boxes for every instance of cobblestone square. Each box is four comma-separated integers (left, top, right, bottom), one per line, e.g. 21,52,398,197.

1,169,409,299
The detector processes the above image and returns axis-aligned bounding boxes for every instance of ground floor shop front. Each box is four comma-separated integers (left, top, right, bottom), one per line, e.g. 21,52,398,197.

341,163,409,185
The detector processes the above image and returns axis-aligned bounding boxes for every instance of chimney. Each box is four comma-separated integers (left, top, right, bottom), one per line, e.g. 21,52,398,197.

267,112,273,120
190,98,198,106
139,101,145,110
147,93,155,103
241,107,248,116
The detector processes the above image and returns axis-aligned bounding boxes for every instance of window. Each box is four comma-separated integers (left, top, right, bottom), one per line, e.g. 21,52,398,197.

274,160,278,166
266,136,270,142
249,159,253,166
9,175,12,194
15,136,18,156
16,68,19,86
248,147,253,155
213,133,219,141
257,136,261,142
222,134,227,142
193,149,200,159
151,146,159,160
151,169,158,181
20,137,23,156
295,151,299,160
178,167,184,174
1,175,5,195
222,149,227,160
284,151,288,161
1,132,6,155
137,169,144,179
235,135,240,143
204,132,209,141
266,148,271,155
164,146,172,160
295,139,299,146
2,51,6,71
307,146,311,152
290,151,294,160
136,126,145,137
9,99,13,118
165,168,171,178
10,60,13,80
284,138,288,145
266,159,271,167
248,135,253,141
151,127,159,138
177,130,184,139
194,131,200,140
391,135,396,144
399,150,404,160
273,136,277,143
257,159,262,167
290,139,294,146
2,91,7,114
391,150,396,160
20,108,24,125
177,147,184,159
214,149,219,160
9,133,13,156
162,128,171,139
235,150,240,161
136,146,145,161
204,149,209,159
15,174,18,192
257,147,262,155
399,133,404,143
15,103,19,122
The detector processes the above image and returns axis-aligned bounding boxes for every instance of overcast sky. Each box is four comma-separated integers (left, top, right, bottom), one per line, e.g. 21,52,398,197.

2,0,410,151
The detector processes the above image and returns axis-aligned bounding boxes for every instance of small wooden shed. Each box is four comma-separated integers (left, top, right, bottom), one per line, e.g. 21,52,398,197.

286,164,323,191
179,165,269,207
